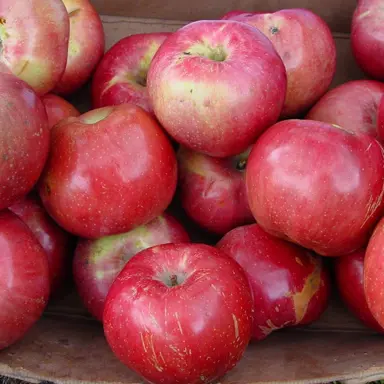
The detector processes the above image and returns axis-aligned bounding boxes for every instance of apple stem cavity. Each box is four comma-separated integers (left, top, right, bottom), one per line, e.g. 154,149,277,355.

183,44,228,62
161,272,187,287
170,274,178,287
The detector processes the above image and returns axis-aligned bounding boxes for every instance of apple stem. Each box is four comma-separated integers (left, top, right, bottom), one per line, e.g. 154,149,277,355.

170,274,178,287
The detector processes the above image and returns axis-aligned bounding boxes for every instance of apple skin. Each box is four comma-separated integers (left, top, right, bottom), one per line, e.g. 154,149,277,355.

0,0,69,95
38,104,178,239
103,243,253,384
334,249,384,333
9,193,75,297
177,146,254,235
217,223,330,340
41,93,80,129
92,33,170,114
0,72,50,210
364,217,384,329
53,0,105,95
73,213,190,321
222,9,336,118
351,0,384,81
377,94,384,141
147,20,287,158
246,119,384,257
307,80,384,138
0,210,50,350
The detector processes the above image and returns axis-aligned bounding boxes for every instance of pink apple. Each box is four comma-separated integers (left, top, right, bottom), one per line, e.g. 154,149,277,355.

306,80,384,138
0,0,69,95
352,0,384,80
365,217,384,329
0,210,50,350
217,223,331,340
377,94,384,141
147,20,287,158
73,213,190,321
246,119,384,257
177,146,254,235
9,193,75,296
38,104,178,239
0,72,50,210
222,9,336,118
41,93,80,129
92,33,170,114
103,243,253,384
53,0,105,95
334,249,384,333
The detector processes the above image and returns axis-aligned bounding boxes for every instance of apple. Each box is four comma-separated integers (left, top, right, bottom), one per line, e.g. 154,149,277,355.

103,243,253,384
53,0,105,96
221,9,337,118
351,0,384,80
41,93,80,129
0,210,50,350
217,223,330,340
246,119,384,257
9,193,75,297
38,103,178,239
306,80,384,138
377,94,384,141
73,213,190,321
0,0,69,95
334,249,384,333
0,72,50,210
364,217,384,328
177,146,254,235
92,33,170,114
147,20,287,158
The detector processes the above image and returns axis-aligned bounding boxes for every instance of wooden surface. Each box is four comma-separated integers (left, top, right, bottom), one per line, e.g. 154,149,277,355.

90,0,356,33
0,314,384,384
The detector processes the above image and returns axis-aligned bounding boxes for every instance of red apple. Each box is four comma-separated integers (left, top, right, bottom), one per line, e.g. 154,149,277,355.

0,72,50,210
9,193,75,296
73,213,190,321
53,0,105,95
306,80,384,138
0,0,69,95
351,0,384,80
92,33,170,114
177,146,254,235
334,249,384,333
217,223,330,340
147,20,287,158
41,93,80,129
377,94,384,141
222,9,336,118
38,104,178,239
364,217,384,328
103,243,253,384
0,210,50,350
246,119,384,257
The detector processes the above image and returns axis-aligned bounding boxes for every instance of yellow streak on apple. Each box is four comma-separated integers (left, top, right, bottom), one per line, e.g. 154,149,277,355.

291,257,322,323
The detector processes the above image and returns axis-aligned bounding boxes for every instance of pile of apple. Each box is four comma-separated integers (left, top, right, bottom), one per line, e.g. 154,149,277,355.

2,0,384,382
